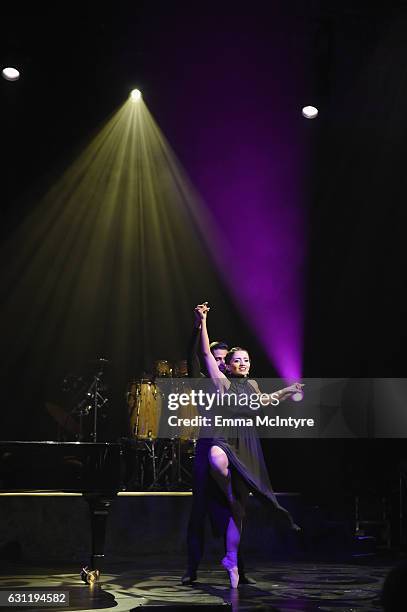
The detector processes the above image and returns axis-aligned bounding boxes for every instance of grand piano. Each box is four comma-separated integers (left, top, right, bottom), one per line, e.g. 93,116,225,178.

0,441,122,583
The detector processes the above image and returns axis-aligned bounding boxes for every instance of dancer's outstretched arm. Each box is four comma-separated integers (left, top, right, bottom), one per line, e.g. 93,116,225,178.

195,304,229,390
249,380,304,403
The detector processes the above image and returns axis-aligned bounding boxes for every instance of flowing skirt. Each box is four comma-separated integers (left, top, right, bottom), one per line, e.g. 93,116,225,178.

193,430,298,538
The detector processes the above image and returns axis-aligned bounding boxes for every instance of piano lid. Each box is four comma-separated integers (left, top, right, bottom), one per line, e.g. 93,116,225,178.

0,441,122,493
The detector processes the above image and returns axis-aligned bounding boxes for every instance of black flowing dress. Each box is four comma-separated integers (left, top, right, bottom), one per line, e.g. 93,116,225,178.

197,376,298,537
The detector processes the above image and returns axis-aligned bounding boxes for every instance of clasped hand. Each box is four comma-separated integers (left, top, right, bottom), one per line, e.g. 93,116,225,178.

194,301,210,322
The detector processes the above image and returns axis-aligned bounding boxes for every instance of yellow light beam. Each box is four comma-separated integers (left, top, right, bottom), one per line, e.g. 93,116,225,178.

0,96,231,390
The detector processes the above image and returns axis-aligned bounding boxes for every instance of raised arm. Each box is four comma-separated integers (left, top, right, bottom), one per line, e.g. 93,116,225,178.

195,305,229,389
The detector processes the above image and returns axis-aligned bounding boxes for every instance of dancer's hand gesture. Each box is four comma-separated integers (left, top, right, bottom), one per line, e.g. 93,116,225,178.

285,382,304,395
194,301,210,322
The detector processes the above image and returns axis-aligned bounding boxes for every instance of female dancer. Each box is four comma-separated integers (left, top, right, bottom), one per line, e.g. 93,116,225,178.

197,303,302,588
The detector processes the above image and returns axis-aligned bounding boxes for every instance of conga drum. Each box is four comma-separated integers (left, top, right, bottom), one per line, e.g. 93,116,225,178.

127,379,161,439
173,379,200,442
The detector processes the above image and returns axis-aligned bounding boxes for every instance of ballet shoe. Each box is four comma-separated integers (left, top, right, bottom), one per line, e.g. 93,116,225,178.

221,555,239,588
273,505,301,533
181,570,197,585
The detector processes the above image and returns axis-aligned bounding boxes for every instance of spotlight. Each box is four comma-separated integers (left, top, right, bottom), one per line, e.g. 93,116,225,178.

301,105,318,119
292,391,304,402
130,89,142,102
2,67,20,81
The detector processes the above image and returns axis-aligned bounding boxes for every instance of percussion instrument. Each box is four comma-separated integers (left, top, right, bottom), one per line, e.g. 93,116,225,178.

171,379,200,442
173,359,188,378
125,358,197,490
153,360,172,378
127,379,161,439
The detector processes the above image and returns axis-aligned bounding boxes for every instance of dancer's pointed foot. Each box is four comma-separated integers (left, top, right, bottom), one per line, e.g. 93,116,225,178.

181,570,197,585
222,554,239,588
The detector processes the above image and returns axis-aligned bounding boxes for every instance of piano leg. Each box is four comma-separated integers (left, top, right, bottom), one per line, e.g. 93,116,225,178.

81,493,117,584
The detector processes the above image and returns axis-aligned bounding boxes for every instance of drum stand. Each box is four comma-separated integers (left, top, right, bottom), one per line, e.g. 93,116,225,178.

148,438,193,491
174,438,194,489
179,438,196,483
140,438,160,489
146,439,170,491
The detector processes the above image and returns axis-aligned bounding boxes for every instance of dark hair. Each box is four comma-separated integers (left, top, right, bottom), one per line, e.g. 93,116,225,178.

210,341,229,353
225,347,250,365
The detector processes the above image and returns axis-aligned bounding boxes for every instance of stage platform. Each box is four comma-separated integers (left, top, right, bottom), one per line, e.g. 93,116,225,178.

0,491,394,609
0,557,389,610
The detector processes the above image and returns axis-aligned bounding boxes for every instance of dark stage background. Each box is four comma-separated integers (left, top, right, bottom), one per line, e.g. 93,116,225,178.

1,1,407,524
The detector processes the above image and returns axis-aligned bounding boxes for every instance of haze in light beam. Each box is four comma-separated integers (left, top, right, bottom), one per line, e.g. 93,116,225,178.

0,98,231,385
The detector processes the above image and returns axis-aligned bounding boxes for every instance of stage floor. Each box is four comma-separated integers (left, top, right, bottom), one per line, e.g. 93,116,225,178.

0,558,389,611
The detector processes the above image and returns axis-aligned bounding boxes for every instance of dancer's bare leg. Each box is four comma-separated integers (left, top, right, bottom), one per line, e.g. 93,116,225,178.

209,445,241,588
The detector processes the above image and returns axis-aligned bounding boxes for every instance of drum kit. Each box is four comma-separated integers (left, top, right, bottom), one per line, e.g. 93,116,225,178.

47,358,198,490
125,359,199,491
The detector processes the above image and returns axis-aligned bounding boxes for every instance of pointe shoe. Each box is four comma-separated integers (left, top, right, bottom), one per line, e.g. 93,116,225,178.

221,555,239,588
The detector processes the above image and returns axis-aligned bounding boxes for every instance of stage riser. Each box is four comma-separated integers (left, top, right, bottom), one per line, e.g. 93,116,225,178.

0,495,302,562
